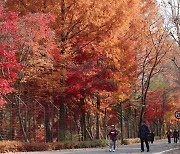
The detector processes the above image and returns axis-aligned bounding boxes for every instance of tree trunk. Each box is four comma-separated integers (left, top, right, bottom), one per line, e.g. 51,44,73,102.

86,114,93,140
133,109,138,138
27,110,31,142
103,108,107,139
27,83,31,142
10,102,15,140
80,97,87,141
56,0,67,142
70,110,73,141
128,104,132,138
58,102,66,141
33,101,36,142
44,105,53,142
16,98,29,142
139,96,145,129
127,120,130,138
80,114,86,141
96,95,100,139
0,108,3,140
51,106,56,142
119,102,124,144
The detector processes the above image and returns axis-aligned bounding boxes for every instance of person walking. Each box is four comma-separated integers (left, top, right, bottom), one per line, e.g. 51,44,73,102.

166,130,172,143
139,121,150,152
108,125,118,152
173,129,178,143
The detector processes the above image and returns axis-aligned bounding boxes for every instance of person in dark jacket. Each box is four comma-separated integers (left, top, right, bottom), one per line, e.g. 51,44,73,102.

108,125,118,152
173,129,178,143
166,130,172,143
139,121,150,152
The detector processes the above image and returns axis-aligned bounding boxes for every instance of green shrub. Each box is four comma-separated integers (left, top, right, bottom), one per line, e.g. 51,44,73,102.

74,141,89,148
63,141,75,149
65,131,79,142
91,140,108,147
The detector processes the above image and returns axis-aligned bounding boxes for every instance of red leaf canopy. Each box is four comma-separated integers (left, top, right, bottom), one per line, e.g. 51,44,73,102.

0,1,21,106
66,37,118,98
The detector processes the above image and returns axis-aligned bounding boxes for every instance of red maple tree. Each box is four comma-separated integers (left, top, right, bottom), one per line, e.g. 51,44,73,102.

0,1,21,106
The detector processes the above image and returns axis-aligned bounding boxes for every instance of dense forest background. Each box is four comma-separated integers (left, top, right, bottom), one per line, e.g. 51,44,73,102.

0,0,179,143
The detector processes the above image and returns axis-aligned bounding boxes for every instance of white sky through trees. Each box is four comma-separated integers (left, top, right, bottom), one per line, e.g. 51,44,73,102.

157,0,180,46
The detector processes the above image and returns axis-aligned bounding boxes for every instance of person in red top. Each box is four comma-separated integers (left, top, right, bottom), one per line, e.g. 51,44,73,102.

108,125,118,152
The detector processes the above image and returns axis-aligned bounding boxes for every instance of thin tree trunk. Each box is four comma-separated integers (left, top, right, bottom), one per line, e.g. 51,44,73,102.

27,110,31,142
127,120,130,138
120,102,124,144
58,102,66,141
103,108,107,139
16,98,29,142
33,101,36,142
80,97,87,141
96,95,100,139
57,0,67,142
44,105,53,142
45,110,53,142
27,83,31,141
9,102,15,140
128,104,132,138
133,109,137,138
0,108,3,140
80,113,86,141
70,110,73,141
87,114,93,140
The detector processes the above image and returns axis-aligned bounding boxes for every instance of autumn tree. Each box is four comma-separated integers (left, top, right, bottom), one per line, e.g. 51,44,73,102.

0,1,21,105
5,0,140,141
16,13,56,142
122,0,177,128
1,0,179,143
158,0,180,86
144,78,172,137
158,0,180,109
0,1,22,141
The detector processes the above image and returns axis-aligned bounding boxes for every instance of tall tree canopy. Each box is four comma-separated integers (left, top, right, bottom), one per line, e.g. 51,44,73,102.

0,1,21,106
5,0,140,104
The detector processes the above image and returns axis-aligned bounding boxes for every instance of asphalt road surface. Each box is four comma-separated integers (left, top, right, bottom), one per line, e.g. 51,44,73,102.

7,139,180,154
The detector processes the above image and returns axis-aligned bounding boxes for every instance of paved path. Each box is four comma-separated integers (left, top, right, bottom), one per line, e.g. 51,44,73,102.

7,139,180,154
